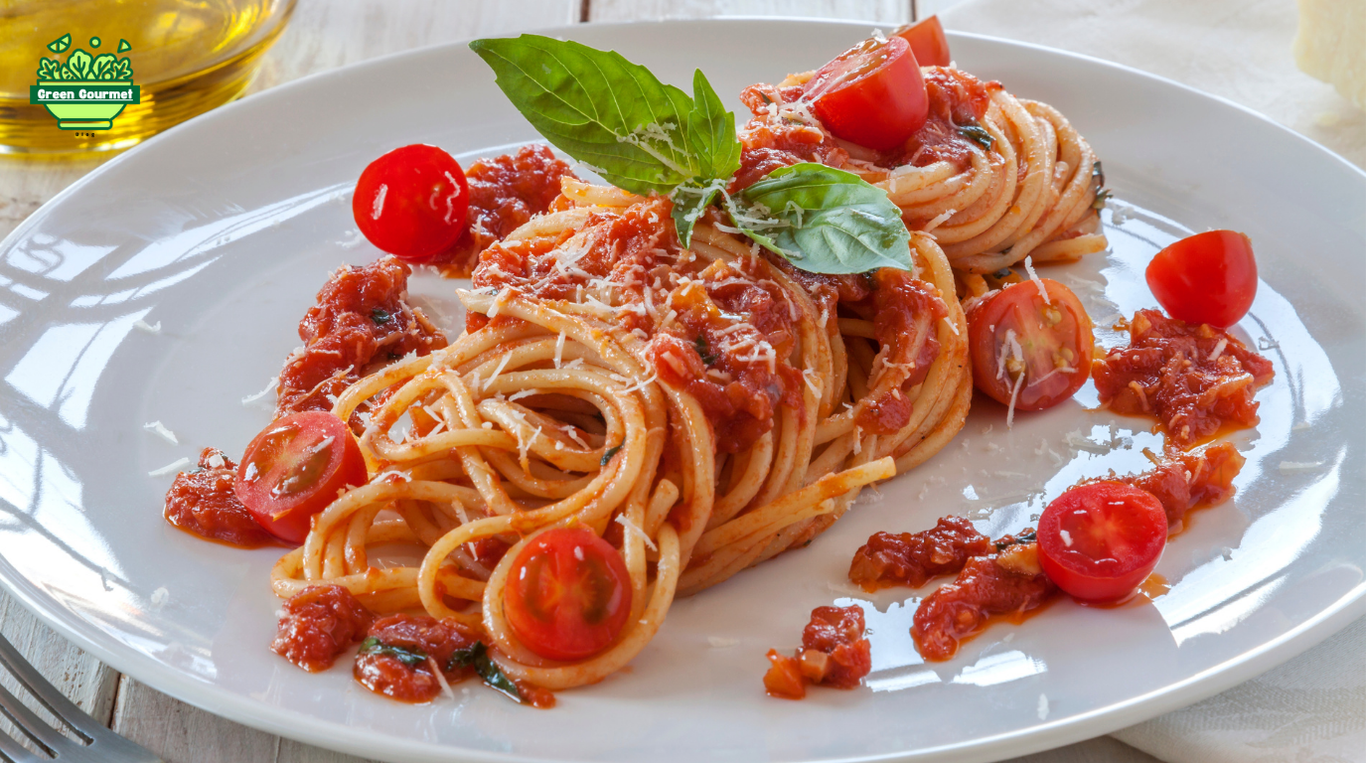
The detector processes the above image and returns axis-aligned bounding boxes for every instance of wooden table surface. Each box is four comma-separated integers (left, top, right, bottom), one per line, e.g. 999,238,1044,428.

0,1,1163,761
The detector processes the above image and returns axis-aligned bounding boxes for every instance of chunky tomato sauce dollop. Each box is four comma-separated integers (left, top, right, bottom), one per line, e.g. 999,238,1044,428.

1093,310,1274,449
442,145,578,276
912,539,1057,662
270,585,374,672
1109,442,1246,527
849,515,993,591
276,256,447,421
764,604,872,699
163,448,277,548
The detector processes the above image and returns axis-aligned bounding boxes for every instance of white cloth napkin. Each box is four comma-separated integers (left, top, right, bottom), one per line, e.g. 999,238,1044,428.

936,1,1366,761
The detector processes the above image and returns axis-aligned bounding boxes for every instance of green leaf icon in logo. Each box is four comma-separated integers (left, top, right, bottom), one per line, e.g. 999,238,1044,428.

92,54,117,80
118,39,132,53
47,34,71,54
66,49,93,79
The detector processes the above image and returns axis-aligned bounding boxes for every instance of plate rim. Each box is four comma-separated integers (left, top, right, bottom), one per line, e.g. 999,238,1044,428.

2,17,1364,763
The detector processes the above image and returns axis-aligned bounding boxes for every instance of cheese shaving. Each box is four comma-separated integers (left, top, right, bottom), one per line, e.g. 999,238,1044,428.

143,421,179,445
133,319,162,334
1023,256,1050,305
148,457,190,477
615,514,658,551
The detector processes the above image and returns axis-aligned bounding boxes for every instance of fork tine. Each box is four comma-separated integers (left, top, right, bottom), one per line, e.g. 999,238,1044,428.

0,635,101,740
0,681,63,755
0,725,44,763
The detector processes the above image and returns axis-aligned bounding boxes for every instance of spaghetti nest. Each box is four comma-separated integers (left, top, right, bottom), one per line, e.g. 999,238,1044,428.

270,179,970,690
738,66,1107,274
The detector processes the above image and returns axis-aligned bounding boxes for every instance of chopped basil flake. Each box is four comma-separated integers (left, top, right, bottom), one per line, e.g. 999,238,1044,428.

359,637,427,667
601,443,623,466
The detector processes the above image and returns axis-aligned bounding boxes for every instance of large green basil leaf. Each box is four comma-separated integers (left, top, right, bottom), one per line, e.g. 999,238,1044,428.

470,35,700,196
732,163,912,274
685,69,741,181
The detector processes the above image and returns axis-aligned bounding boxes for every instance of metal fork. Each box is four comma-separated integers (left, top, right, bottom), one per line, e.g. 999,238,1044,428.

0,633,163,762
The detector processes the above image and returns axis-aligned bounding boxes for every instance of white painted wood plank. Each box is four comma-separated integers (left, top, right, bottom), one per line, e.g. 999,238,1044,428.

0,596,120,751
590,0,911,24
112,676,279,761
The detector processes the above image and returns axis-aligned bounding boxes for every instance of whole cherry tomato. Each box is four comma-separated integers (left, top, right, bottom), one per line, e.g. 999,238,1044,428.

1145,230,1257,329
807,35,929,151
353,144,470,263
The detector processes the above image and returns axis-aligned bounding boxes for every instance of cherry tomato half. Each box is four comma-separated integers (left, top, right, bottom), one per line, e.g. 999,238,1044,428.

893,15,951,67
352,144,470,263
807,35,929,151
1145,230,1257,329
1037,482,1168,603
503,527,632,662
234,411,368,544
966,278,1094,411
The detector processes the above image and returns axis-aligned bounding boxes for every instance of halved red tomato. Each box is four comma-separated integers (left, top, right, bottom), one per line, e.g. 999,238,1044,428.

503,527,632,662
807,35,929,151
1145,230,1257,329
966,278,1094,411
893,15,951,67
1037,482,1168,603
234,411,368,544
353,143,470,263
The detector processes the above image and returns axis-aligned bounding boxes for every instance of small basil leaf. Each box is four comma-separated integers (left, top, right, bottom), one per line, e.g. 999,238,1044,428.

371,307,390,325
1092,188,1113,211
359,637,428,668
733,163,913,275
686,69,741,181
446,640,485,671
669,176,727,249
475,652,523,703
601,443,623,466
469,35,699,196
958,124,994,150
694,335,717,365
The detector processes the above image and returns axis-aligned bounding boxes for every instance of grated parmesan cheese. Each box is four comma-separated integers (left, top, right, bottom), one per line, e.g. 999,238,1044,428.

133,319,162,334
148,457,190,477
143,421,179,445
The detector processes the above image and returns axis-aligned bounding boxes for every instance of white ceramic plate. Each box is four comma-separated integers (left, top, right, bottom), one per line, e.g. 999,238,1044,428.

1,19,1363,763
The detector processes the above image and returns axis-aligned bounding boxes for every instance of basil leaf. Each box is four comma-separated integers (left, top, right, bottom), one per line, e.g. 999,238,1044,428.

732,163,913,274
694,335,717,365
601,443,623,466
669,70,740,247
447,641,523,703
958,124,994,150
669,176,727,249
359,637,428,667
474,652,523,703
686,69,741,181
470,35,699,196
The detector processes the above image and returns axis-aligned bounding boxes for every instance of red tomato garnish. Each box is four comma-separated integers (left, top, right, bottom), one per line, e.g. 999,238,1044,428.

1145,230,1257,329
353,144,470,263
234,411,368,544
966,278,1094,411
1037,482,1168,603
503,527,632,662
807,36,929,151
893,15,951,67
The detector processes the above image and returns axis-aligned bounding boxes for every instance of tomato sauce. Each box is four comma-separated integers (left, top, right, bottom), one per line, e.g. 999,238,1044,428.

890,67,999,170
442,145,578,277
270,585,375,672
734,83,851,191
911,541,1057,662
1109,442,1246,528
849,516,993,591
1092,309,1274,449
277,256,447,422
163,448,278,548
353,614,484,703
764,604,871,699
472,197,804,453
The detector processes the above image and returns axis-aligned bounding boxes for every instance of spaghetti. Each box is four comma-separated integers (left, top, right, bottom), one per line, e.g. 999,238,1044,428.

268,179,970,691
737,66,1108,274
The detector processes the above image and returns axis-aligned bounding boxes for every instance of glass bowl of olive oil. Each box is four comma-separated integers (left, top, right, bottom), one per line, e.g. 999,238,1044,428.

2,0,297,156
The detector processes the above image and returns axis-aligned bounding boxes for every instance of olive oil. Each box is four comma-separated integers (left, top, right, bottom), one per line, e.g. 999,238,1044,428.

0,0,295,155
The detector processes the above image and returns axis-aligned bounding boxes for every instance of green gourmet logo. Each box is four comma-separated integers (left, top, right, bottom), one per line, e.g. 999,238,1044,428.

29,33,140,131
